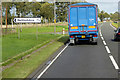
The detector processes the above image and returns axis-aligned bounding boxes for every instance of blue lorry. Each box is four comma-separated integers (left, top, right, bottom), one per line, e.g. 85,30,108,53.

68,3,98,45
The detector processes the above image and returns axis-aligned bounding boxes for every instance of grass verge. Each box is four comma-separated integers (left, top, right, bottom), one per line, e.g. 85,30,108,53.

2,25,68,63
112,22,118,28
2,34,61,62
2,40,51,66
2,36,69,79
98,21,103,23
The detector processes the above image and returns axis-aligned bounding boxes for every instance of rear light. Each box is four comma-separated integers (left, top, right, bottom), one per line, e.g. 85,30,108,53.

70,36,74,38
89,26,95,28
71,26,78,29
118,33,120,35
94,35,97,37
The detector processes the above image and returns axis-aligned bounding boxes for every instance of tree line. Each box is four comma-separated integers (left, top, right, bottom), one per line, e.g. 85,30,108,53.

1,2,119,25
2,2,54,25
98,10,118,22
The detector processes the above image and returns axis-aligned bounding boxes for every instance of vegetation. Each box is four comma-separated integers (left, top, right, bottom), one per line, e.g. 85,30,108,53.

2,36,69,79
2,25,67,62
98,8,118,22
110,12,118,22
2,1,84,25
112,22,118,28
98,10,110,22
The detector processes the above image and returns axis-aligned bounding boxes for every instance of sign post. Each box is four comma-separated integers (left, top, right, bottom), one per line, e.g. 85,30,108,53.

54,0,56,34
14,18,41,39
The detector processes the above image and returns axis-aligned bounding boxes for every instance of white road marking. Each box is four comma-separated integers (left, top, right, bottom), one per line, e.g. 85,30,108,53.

99,32,102,37
101,36,104,41
109,55,119,69
105,46,111,54
100,23,103,27
103,41,106,45
110,23,116,30
100,23,119,70
36,43,69,79
100,34,102,37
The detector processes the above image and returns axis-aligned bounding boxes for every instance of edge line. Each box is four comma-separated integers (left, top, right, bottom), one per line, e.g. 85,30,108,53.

36,43,69,79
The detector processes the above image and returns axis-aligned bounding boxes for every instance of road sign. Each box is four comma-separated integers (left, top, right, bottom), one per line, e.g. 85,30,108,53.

13,18,41,23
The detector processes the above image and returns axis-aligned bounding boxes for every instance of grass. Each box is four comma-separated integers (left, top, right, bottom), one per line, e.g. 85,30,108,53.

21,25,68,33
2,25,68,63
112,22,118,28
2,34,60,62
2,36,69,79
98,21,103,23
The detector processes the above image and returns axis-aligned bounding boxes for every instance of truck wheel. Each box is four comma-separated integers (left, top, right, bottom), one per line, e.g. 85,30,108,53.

93,42,97,45
92,38,98,45
70,39,75,46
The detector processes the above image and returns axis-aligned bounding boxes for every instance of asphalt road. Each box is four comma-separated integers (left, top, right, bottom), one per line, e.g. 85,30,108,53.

29,22,119,79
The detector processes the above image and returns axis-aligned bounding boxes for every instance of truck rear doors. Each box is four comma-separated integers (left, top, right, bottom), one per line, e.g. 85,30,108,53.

69,5,97,34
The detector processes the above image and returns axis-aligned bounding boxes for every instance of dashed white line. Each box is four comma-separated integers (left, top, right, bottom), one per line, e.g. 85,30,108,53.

99,32,102,37
100,23,119,70
103,41,106,45
101,36,104,41
105,46,111,53
36,43,69,79
100,34,102,37
109,55,119,69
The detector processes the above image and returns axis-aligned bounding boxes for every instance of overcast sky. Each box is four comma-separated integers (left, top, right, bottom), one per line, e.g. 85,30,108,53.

86,0,119,14
31,0,119,14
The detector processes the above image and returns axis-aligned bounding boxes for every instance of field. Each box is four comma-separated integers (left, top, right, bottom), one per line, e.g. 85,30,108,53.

2,25,68,63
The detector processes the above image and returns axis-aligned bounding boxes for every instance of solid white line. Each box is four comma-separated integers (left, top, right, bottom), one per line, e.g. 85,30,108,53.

101,36,104,41
105,46,111,53
103,41,106,45
36,43,69,79
110,23,116,30
109,55,119,69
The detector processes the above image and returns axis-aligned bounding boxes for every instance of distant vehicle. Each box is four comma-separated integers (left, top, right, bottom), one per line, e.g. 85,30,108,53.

114,27,120,41
114,21,118,23
103,21,106,22
68,3,98,45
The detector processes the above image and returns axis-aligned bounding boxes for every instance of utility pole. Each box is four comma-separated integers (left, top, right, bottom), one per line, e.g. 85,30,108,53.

20,13,22,32
1,3,2,30
6,5,7,29
54,0,56,34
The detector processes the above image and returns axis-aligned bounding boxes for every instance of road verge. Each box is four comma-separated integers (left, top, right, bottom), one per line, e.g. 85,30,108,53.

2,35,69,79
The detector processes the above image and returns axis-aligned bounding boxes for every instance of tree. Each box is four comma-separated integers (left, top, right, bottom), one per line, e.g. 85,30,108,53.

110,12,118,21
40,2,54,23
104,12,110,20
2,2,13,25
30,2,41,17
98,10,105,22
56,2,69,22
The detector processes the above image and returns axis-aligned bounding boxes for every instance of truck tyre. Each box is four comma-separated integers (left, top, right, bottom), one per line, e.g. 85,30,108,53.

70,39,75,46
92,38,98,45
93,42,97,45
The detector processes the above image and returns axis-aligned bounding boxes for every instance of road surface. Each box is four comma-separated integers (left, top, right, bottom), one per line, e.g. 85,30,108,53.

29,22,119,80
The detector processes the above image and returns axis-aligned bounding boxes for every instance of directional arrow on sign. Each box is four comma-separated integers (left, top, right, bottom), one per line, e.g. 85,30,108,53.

13,18,41,23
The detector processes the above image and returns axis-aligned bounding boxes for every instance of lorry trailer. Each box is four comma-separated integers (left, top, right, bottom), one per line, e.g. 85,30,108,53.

68,3,98,45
